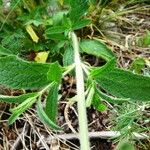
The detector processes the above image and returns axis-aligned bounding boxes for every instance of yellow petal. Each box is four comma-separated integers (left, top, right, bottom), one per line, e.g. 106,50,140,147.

26,24,39,43
34,51,49,63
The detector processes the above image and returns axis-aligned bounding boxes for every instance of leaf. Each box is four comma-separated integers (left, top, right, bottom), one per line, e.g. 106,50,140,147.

68,0,89,22
80,39,115,61
72,19,91,30
36,99,61,130
130,58,146,74
8,95,38,124
91,60,150,101
44,33,67,40
0,46,13,55
45,26,67,35
143,30,150,46
24,39,46,51
0,56,50,89
51,41,66,53
27,20,43,27
47,62,62,83
86,85,95,107
52,11,68,25
45,82,59,123
63,46,74,66
115,140,135,150
138,30,150,47
97,89,130,104
1,30,25,54
95,102,107,112
92,93,107,111
0,92,38,103
26,24,39,43
34,51,49,63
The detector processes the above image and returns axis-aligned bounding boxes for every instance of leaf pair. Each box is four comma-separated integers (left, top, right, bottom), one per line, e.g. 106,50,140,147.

0,55,62,129
0,84,61,130
78,38,150,102
45,0,91,40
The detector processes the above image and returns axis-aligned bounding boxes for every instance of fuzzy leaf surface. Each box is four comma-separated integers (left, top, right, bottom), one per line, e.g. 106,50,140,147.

68,0,89,22
63,46,74,66
80,39,115,61
8,95,38,124
37,99,61,130
0,46,13,55
45,82,59,123
72,19,91,30
0,56,50,89
47,62,62,83
45,26,67,35
0,93,38,103
115,140,135,150
92,92,107,111
91,60,150,101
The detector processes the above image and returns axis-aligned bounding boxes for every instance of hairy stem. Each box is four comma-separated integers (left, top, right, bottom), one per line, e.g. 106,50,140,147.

71,32,90,150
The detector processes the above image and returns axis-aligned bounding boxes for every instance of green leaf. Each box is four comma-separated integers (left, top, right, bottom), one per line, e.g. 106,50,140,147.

63,46,74,66
97,90,130,104
45,82,59,123
45,33,67,40
0,56,50,89
92,93,107,111
45,26,68,35
26,20,43,27
68,0,89,22
72,19,91,30
52,11,68,25
91,60,150,101
115,140,135,150
138,30,150,47
51,41,67,53
36,99,61,130
47,62,62,83
95,103,107,112
142,30,150,46
0,93,38,103
130,58,146,74
86,85,95,107
1,30,25,54
80,39,115,61
8,95,38,124
0,46,13,55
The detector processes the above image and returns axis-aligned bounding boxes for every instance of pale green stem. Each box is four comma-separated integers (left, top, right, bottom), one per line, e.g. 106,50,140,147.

62,64,75,76
70,32,90,150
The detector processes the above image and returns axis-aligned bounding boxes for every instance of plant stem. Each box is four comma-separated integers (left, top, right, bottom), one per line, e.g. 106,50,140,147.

70,32,90,150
